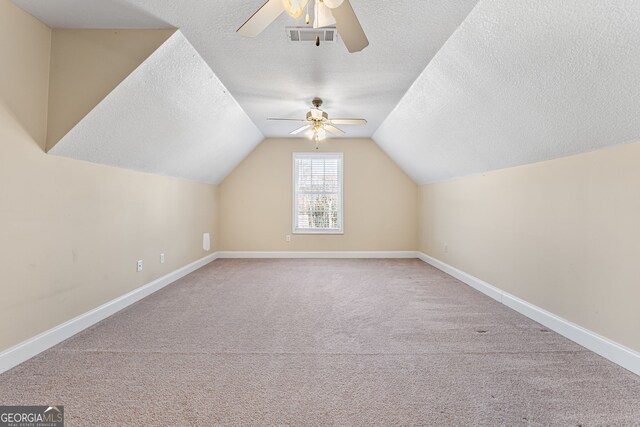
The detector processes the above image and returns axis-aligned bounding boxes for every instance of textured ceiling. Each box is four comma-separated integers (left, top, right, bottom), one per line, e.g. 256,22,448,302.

14,0,169,28
374,0,640,184
14,0,479,139
49,31,263,184
14,0,640,185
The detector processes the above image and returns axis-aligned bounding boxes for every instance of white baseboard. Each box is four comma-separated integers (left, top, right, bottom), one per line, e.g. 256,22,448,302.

417,252,640,377
0,253,219,375
217,251,419,259
416,252,504,302
6,251,637,378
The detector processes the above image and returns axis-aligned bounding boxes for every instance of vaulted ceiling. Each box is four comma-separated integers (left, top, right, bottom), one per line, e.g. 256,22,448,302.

13,0,640,184
374,0,640,183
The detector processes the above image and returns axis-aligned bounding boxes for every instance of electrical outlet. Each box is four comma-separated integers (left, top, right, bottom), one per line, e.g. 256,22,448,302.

160,253,165,264
285,234,291,242
137,260,143,272
444,244,449,253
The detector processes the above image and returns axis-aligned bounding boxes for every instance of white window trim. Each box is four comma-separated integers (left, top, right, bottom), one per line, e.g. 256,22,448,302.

292,152,344,235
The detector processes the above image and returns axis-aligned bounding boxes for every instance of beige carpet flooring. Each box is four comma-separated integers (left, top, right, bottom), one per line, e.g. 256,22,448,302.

1,259,639,426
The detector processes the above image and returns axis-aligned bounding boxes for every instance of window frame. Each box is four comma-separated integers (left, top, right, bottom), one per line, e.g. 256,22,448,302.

292,152,344,235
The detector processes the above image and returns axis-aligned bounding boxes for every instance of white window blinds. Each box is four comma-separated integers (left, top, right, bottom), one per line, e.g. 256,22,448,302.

293,152,343,234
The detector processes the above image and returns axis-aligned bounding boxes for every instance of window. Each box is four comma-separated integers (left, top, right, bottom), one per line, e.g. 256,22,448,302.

293,152,343,234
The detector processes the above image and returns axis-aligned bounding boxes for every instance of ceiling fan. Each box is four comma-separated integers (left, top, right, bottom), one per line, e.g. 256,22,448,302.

237,0,369,53
268,98,367,147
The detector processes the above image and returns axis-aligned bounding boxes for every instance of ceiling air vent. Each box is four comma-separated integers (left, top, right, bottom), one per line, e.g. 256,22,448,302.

286,26,337,43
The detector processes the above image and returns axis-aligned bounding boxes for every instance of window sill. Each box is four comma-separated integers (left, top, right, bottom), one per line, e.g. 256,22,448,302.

293,229,344,235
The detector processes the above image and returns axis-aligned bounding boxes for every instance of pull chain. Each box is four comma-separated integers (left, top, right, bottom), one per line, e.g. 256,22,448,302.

305,0,310,24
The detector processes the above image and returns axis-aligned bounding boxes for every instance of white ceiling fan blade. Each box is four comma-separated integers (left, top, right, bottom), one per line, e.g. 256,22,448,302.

324,124,345,136
313,0,336,28
329,118,367,125
237,0,285,37
290,124,313,135
328,0,369,53
267,118,307,121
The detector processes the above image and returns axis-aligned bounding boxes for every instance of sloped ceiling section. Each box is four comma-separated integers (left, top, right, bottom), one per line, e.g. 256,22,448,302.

49,31,263,184
47,29,176,151
15,0,170,28
14,0,480,139
374,0,640,184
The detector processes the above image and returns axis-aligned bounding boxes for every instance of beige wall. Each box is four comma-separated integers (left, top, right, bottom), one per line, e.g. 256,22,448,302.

4,0,637,367
47,28,175,151
219,138,418,252
0,1,218,353
419,142,640,352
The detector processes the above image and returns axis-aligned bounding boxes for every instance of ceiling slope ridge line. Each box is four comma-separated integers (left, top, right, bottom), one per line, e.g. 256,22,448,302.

369,0,484,185
49,30,263,184
369,0,495,185
374,1,640,184
13,0,174,29
174,30,264,140
51,29,262,150
45,27,177,151
165,29,266,179
48,29,183,152
371,0,484,138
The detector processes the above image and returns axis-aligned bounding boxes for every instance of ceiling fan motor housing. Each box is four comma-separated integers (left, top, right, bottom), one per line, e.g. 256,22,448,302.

307,110,329,122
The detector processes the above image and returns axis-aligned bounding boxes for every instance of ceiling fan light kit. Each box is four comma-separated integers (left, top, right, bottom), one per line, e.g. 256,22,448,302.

281,0,307,19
